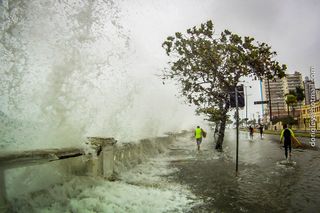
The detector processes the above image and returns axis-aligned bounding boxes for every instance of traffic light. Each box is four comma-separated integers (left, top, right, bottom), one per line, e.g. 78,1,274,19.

229,85,245,108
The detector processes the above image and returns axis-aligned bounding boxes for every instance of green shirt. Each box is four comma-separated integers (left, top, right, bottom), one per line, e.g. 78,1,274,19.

195,128,202,139
280,128,295,142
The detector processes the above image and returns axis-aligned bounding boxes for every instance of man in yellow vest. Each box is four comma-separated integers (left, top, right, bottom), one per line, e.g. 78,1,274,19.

195,126,206,151
280,124,295,160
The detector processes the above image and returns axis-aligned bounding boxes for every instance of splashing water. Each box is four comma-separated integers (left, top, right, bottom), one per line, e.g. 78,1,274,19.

0,0,203,150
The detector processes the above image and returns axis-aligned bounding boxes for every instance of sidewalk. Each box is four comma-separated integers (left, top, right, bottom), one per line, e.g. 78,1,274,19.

264,129,320,138
240,128,319,138
240,129,319,150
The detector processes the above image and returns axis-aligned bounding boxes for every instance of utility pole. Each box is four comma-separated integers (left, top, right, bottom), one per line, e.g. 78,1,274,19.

245,85,252,127
267,79,272,122
245,86,248,127
235,86,239,175
229,85,243,175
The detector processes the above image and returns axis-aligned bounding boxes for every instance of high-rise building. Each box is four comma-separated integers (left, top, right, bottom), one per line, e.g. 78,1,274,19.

262,71,304,121
262,77,287,120
286,71,303,92
316,88,320,101
304,76,315,105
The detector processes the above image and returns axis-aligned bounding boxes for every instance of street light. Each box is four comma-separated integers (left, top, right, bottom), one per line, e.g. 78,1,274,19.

267,79,273,121
245,85,252,127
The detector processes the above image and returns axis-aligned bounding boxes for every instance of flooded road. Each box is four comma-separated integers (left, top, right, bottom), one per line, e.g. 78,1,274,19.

7,131,319,212
168,130,320,213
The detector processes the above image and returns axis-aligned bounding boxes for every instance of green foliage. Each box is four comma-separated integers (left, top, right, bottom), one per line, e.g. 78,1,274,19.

288,90,297,96
247,119,256,126
272,116,297,125
226,119,233,125
284,93,297,117
162,20,286,146
285,94,297,105
295,86,305,103
162,20,286,110
196,106,227,123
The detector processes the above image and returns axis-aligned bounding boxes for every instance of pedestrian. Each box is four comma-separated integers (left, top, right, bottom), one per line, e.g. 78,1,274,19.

195,126,206,151
280,124,296,161
258,125,264,139
249,125,254,140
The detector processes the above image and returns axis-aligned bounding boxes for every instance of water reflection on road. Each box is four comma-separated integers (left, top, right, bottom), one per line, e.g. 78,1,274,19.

169,130,320,213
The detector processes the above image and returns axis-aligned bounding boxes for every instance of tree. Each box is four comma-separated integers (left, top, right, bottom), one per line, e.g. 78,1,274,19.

285,94,297,116
162,20,286,150
272,115,297,126
295,86,305,112
295,86,305,103
295,86,305,127
247,119,257,127
240,118,248,127
196,106,225,136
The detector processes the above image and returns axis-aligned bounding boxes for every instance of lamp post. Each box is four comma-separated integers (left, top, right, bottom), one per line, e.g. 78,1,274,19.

245,85,252,127
235,86,239,174
267,79,273,122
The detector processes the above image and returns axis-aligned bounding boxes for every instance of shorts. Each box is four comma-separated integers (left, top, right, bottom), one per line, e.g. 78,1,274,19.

196,138,202,145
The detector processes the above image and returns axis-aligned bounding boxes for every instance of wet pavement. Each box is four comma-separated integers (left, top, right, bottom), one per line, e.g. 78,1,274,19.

168,130,320,213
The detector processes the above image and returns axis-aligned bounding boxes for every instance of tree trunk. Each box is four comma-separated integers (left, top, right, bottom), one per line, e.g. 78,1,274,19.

292,104,295,117
215,102,229,150
215,112,227,150
214,121,219,136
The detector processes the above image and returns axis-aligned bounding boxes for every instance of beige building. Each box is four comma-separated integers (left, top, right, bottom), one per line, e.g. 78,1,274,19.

286,71,304,92
316,88,320,101
262,71,304,122
304,76,315,105
299,100,320,130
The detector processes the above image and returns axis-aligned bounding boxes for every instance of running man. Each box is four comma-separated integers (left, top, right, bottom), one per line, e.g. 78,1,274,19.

280,124,295,160
195,126,205,151
258,125,264,139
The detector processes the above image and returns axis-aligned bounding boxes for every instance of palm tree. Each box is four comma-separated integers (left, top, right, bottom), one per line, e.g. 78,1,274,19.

295,86,305,113
285,94,297,117
295,86,305,103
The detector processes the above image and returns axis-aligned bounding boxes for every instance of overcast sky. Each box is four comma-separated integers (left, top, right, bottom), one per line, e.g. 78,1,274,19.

120,0,320,120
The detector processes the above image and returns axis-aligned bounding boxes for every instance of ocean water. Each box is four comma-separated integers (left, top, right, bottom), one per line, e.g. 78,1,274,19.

10,136,201,213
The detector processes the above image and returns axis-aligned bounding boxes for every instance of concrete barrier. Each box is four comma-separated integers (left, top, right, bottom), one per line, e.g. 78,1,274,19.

87,137,117,179
0,137,116,211
0,168,8,213
0,133,180,211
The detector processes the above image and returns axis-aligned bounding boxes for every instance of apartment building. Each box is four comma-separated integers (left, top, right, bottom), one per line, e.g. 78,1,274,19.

286,71,304,92
262,71,304,120
304,76,315,105
316,88,320,101
262,77,287,120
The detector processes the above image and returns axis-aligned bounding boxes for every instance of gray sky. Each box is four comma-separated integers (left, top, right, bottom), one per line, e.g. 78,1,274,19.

120,0,320,120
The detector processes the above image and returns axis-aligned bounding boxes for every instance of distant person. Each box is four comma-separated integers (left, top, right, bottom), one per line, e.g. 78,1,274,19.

249,126,254,140
280,124,295,161
195,126,206,151
258,125,264,139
